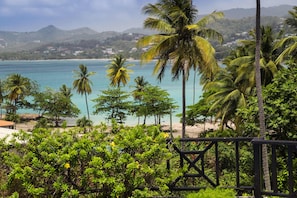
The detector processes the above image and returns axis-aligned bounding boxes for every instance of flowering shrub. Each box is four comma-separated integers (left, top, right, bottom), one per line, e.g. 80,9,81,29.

0,124,181,197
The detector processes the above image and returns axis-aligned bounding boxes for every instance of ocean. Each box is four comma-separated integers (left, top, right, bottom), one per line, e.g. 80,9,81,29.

0,59,203,125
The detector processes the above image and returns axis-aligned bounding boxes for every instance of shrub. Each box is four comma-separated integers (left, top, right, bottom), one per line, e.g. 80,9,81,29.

1,124,181,197
187,188,236,198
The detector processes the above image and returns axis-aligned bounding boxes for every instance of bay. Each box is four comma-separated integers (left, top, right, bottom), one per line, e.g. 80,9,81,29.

0,59,203,125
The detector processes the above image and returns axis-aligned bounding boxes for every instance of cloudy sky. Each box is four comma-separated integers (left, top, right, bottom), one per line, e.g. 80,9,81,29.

0,0,295,32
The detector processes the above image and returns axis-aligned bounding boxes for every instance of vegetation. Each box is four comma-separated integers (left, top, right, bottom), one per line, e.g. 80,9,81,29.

33,86,80,127
0,125,181,197
93,87,132,124
0,1,297,197
138,0,223,138
106,54,133,88
187,188,236,198
73,64,96,120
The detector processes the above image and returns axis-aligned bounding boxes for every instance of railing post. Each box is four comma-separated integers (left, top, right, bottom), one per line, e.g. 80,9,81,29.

287,145,294,196
235,141,240,188
253,139,262,198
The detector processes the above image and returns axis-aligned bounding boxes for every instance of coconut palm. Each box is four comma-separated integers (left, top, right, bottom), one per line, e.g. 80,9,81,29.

131,76,149,124
73,64,95,120
60,84,73,99
106,54,133,88
228,26,282,90
206,68,248,131
138,0,223,137
132,76,149,101
286,6,297,31
275,6,297,66
4,74,35,114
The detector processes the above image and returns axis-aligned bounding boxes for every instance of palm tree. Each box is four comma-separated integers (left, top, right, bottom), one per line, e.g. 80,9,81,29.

60,84,73,99
4,74,32,114
138,0,223,138
106,54,133,87
285,6,297,31
0,80,3,119
255,0,271,191
132,76,149,101
73,64,95,120
228,26,282,90
132,76,149,124
275,6,297,66
206,68,247,131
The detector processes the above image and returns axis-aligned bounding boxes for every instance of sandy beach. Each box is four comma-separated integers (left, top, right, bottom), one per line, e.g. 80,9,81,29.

14,114,219,138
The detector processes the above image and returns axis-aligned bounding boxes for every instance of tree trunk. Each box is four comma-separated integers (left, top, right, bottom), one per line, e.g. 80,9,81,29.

255,0,271,191
182,62,188,138
85,92,90,120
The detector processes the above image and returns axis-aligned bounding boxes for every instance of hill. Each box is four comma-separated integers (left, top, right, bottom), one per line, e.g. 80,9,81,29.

0,5,294,60
0,25,120,52
222,4,292,19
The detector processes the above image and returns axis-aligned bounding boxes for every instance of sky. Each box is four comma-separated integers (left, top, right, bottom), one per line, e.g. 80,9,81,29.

0,0,296,32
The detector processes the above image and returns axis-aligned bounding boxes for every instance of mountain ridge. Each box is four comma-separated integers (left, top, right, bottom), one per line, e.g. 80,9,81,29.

0,5,294,52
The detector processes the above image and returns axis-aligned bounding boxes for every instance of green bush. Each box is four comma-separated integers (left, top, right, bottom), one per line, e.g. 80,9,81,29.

1,124,181,197
187,188,236,198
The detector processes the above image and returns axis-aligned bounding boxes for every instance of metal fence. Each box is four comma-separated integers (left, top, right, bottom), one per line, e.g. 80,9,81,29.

167,137,297,198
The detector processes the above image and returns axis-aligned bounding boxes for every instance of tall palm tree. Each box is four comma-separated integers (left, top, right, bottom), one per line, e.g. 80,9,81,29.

255,0,271,191
73,64,95,120
138,0,223,138
106,54,133,87
0,80,3,118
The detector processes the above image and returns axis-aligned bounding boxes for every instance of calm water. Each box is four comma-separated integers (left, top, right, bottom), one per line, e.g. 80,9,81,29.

0,59,203,125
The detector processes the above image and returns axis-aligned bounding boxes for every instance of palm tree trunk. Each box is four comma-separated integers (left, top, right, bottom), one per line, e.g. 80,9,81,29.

84,92,90,120
193,67,196,105
182,66,187,138
255,0,271,191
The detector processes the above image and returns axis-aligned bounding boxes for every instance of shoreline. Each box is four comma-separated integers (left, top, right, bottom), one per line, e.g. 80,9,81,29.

14,114,219,138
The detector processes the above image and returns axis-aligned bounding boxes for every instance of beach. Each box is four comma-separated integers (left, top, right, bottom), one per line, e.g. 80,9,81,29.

14,114,219,138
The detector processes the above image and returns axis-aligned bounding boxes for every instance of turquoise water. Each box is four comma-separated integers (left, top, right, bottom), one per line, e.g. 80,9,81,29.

0,59,203,125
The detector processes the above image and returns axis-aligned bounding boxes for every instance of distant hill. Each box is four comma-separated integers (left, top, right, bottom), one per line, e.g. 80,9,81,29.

123,5,294,34
222,4,292,19
0,25,120,52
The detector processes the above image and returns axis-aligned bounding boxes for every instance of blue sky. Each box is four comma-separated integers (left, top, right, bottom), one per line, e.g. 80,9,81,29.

0,0,295,32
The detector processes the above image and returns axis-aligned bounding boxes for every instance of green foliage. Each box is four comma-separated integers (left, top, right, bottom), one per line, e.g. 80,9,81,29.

186,188,236,198
2,74,39,114
184,91,214,126
34,117,51,129
33,87,80,127
1,125,180,197
238,67,297,139
4,112,20,123
132,85,178,125
93,87,132,124
76,116,93,130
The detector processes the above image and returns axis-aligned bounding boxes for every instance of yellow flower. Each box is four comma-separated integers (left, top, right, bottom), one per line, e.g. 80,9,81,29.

64,163,70,169
110,141,116,147
162,133,169,138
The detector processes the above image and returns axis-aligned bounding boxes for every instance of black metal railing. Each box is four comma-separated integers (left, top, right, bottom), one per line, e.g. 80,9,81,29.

167,137,297,198
253,138,297,198
167,137,254,193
